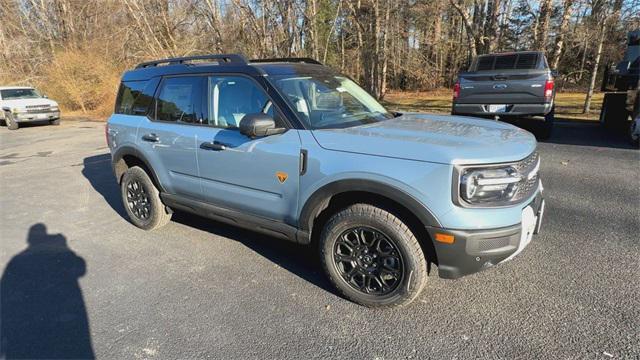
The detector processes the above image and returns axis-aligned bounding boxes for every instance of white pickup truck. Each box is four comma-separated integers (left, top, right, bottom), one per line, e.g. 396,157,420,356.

0,86,61,130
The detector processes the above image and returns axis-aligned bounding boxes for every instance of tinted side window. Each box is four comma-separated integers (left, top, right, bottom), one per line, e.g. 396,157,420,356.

156,76,205,123
207,76,279,128
115,81,147,114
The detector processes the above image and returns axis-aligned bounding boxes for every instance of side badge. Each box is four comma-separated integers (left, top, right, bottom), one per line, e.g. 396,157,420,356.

276,171,288,184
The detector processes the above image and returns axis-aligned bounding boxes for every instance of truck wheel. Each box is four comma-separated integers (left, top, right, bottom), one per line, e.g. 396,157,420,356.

319,203,428,308
4,112,18,130
599,101,607,127
120,166,172,230
630,120,640,148
600,93,628,131
50,119,60,125
537,106,554,140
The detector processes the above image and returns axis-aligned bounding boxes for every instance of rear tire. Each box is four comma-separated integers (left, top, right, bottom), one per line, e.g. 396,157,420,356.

5,112,18,130
120,166,172,230
537,107,554,140
630,119,640,148
319,203,428,308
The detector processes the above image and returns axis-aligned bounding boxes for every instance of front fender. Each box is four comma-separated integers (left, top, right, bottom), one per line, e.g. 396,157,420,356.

298,175,442,235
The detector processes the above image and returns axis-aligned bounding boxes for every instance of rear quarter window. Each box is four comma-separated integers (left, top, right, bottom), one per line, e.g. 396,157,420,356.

115,80,157,115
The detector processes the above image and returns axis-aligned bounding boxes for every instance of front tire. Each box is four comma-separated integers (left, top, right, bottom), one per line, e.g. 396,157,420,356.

50,118,60,125
320,204,428,308
4,112,18,130
120,166,172,230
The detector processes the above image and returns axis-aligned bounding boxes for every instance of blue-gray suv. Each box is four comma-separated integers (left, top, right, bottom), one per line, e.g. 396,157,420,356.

107,54,545,307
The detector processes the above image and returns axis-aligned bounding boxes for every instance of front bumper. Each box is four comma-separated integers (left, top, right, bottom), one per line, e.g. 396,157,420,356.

428,191,545,279
14,111,60,122
452,103,552,117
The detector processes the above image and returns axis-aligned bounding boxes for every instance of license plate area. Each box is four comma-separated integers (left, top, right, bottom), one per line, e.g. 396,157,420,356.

488,104,507,113
520,206,536,248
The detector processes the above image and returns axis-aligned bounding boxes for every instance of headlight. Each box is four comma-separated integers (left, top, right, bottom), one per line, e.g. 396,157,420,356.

460,166,520,204
51,106,59,111
455,153,540,207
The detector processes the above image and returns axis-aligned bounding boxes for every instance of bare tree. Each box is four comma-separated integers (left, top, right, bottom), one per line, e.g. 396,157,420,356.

533,0,552,52
550,0,575,69
583,0,622,113
0,0,634,114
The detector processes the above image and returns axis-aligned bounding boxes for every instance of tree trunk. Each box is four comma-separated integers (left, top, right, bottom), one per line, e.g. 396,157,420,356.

486,0,501,52
578,36,588,81
379,0,391,99
534,0,552,52
449,0,479,58
550,0,574,69
583,24,605,113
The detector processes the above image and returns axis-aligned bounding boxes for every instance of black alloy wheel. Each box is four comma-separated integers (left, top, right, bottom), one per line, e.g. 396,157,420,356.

125,179,151,220
319,203,428,307
333,226,404,295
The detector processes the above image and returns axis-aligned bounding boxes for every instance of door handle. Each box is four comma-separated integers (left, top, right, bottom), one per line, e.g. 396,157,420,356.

142,133,159,142
200,141,226,151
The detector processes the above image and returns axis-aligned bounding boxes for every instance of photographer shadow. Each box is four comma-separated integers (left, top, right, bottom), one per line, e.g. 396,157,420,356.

0,224,94,359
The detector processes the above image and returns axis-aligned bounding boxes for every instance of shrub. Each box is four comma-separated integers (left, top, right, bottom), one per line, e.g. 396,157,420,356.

39,49,122,117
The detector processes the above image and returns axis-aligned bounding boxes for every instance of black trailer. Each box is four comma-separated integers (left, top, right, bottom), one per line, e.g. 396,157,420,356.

600,30,639,145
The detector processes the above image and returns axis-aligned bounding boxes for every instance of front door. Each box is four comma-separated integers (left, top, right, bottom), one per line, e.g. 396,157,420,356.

196,75,301,224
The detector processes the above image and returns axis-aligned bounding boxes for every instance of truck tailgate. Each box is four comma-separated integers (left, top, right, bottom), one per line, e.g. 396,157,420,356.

457,70,549,104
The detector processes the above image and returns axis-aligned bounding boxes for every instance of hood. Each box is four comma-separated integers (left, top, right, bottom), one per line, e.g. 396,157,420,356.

311,113,537,165
1,98,58,110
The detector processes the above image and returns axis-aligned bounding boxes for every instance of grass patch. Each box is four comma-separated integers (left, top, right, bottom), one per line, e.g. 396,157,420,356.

383,91,604,121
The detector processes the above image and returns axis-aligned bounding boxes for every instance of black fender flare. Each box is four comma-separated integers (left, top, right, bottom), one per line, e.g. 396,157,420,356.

111,145,165,192
298,179,442,235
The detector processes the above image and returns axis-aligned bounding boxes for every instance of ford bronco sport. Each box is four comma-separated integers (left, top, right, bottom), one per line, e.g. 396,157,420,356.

0,86,61,130
452,51,556,139
107,54,545,307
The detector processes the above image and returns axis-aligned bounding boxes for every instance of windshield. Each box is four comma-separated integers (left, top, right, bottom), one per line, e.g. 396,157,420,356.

0,88,42,100
270,74,393,129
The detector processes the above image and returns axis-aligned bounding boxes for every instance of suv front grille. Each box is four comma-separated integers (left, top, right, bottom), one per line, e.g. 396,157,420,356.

512,151,539,202
25,104,52,113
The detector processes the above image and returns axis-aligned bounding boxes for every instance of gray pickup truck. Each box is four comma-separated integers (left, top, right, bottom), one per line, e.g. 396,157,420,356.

452,51,556,139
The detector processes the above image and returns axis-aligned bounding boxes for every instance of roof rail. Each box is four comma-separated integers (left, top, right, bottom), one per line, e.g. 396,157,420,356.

249,57,322,65
135,54,248,69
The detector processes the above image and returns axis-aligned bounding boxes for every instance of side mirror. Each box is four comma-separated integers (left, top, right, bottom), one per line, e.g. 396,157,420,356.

239,113,286,138
43,94,48,99
550,69,559,78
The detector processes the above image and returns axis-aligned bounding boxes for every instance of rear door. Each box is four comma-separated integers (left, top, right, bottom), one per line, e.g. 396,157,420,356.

137,75,206,199
457,53,549,104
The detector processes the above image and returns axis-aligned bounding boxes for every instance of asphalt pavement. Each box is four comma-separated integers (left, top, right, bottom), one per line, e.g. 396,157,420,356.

0,119,638,359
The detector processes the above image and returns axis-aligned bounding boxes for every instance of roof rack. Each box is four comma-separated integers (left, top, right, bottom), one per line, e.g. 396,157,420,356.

249,57,323,65
135,54,248,69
